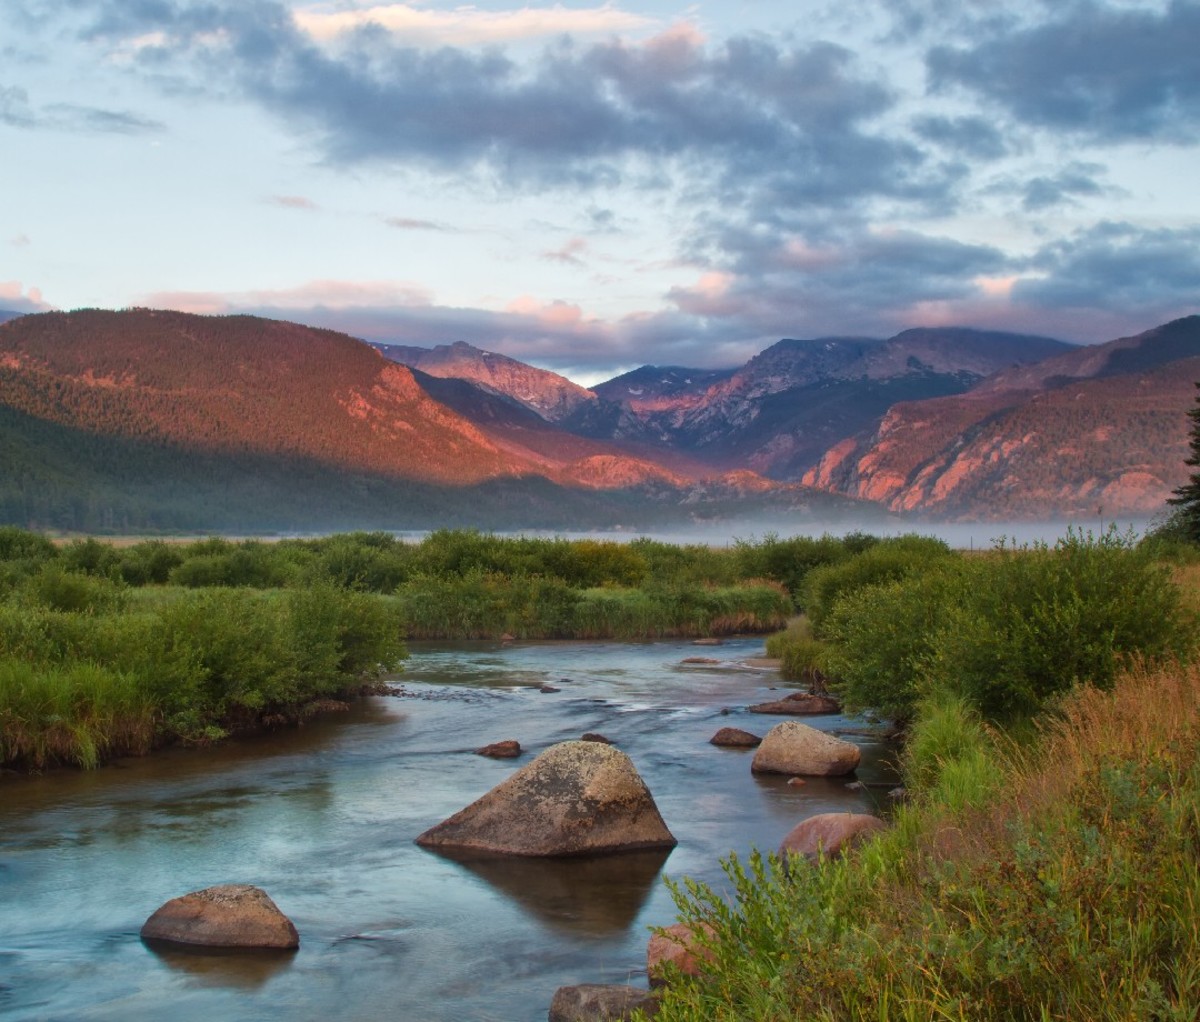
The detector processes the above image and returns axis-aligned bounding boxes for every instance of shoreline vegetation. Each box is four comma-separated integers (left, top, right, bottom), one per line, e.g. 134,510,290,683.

4,524,1200,1017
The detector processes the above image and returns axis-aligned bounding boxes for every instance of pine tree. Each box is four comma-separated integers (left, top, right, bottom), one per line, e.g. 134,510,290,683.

1168,381,1200,542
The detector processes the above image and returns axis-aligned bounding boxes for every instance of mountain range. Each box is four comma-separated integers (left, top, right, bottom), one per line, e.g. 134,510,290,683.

1,306,1197,532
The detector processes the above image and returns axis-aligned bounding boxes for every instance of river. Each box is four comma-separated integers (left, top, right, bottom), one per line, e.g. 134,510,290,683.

0,637,896,1021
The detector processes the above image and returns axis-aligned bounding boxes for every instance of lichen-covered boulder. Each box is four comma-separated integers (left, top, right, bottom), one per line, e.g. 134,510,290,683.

140,884,298,949
778,812,887,863
751,721,861,777
548,984,659,1021
416,740,676,857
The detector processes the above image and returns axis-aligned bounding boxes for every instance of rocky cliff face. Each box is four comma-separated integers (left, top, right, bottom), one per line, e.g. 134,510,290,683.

803,317,1200,519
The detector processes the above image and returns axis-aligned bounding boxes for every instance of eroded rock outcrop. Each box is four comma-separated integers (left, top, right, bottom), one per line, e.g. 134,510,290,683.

751,721,860,777
416,740,676,856
140,884,299,949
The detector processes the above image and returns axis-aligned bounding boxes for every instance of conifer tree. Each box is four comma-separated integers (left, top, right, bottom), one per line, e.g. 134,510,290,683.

1168,382,1200,542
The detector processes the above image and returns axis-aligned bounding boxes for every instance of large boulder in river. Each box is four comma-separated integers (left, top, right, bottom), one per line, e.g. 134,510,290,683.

548,984,659,1021
778,812,887,863
751,721,860,777
416,740,677,857
140,884,299,949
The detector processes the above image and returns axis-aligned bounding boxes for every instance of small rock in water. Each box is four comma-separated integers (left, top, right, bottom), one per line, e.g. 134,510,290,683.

680,656,720,665
787,777,807,787
844,781,865,792
709,727,761,748
141,884,299,949
692,637,723,646
580,732,613,744
539,684,561,694
476,740,521,759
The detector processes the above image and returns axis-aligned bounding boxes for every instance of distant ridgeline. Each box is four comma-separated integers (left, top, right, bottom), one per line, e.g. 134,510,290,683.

0,307,1197,532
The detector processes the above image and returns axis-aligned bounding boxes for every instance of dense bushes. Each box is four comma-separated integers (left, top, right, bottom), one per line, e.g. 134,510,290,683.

820,530,1187,724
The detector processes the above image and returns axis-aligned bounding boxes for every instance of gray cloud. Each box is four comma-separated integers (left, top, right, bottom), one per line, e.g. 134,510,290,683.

1016,221,1200,313
75,0,949,214
0,82,163,133
912,114,1010,160
927,0,1200,143
1020,163,1108,211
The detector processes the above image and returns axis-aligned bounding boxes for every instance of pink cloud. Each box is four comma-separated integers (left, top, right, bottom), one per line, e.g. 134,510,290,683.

293,3,655,46
267,195,318,210
0,281,51,312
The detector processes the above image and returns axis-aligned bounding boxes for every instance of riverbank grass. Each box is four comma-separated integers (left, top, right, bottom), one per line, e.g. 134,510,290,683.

647,658,1200,1021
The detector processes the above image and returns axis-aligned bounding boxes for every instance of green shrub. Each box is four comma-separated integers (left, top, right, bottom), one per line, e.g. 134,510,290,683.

821,560,967,723
734,533,850,600
803,535,952,631
925,530,1187,719
18,564,128,614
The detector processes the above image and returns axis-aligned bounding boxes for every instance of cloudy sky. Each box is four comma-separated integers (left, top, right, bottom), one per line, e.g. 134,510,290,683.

3,0,1199,382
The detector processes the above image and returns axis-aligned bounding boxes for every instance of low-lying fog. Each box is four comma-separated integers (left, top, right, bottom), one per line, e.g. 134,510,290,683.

387,517,1154,551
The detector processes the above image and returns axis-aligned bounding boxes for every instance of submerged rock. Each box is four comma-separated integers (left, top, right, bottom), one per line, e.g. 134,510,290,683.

778,812,887,863
751,721,861,777
548,984,659,1021
416,740,676,857
140,884,298,949
709,727,761,748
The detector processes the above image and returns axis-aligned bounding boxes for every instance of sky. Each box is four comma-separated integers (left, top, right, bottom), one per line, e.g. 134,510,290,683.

3,0,1199,384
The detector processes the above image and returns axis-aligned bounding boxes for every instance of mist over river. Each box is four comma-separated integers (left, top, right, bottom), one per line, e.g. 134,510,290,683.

0,638,894,1021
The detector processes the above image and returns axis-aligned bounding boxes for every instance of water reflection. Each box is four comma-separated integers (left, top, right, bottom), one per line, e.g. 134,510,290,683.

143,941,297,990
1,637,898,1022
427,848,673,936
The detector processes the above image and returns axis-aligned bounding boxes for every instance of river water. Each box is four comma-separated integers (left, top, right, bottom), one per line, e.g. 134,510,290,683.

0,638,895,1021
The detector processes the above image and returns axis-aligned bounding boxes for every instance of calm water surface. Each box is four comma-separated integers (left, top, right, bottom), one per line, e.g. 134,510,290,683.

0,638,895,1021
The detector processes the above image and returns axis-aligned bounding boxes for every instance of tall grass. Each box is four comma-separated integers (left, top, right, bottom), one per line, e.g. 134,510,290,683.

646,660,1200,1021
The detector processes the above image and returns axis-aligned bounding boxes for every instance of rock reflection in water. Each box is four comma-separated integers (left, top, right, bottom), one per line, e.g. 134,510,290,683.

143,941,296,990
428,847,673,936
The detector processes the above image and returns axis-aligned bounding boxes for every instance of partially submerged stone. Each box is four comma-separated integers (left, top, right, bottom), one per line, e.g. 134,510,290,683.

476,739,521,758
778,812,887,863
140,884,298,949
416,740,676,857
751,721,861,777
709,727,761,748
748,692,840,715
548,984,659,1021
